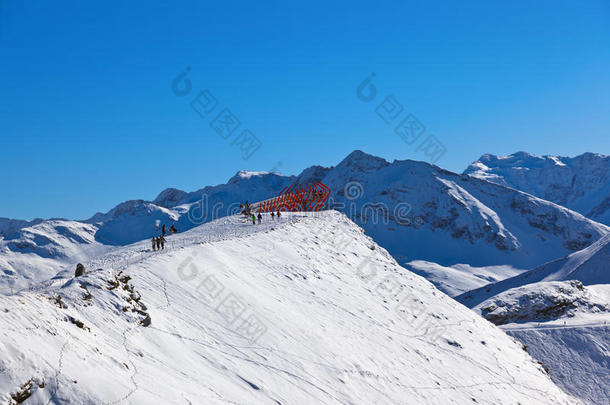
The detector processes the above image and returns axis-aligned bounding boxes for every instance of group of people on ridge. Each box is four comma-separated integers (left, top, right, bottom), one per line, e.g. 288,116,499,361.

151,223,178,251
240,200,281,225
152,235,165,251
249,210,281,224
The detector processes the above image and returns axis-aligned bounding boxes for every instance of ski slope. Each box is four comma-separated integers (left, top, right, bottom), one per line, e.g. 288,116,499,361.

403,260,525,297
468,281,609,405
501,308,610,405
0,212,579,404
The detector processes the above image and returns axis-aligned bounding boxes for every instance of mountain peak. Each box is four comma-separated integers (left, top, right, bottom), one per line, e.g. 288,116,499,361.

336,150,390,173
153,187,188,208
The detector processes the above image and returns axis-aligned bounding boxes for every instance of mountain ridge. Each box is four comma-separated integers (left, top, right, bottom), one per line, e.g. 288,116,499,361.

1,150,608,291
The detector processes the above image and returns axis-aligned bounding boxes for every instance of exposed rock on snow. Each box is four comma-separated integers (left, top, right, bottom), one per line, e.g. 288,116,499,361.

74,264,85,278
474,280,609,325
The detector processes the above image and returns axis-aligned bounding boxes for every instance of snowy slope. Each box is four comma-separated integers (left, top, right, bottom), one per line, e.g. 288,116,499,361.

0,220,109,294
505,320,609,405
0,212,580,404
404,260,525,297
464,152,610,225
456,234,610,308
471,282,610,405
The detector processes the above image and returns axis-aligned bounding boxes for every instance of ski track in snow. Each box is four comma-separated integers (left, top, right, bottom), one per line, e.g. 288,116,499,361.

46,340,69,405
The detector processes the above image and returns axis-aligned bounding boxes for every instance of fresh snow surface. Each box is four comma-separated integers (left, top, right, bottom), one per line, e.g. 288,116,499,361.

457,234,610,308
504,321,609,405
403,260,525,297
0,212,579,404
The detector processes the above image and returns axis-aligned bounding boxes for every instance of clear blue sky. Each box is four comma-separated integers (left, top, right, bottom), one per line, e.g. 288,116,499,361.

1,1,609,220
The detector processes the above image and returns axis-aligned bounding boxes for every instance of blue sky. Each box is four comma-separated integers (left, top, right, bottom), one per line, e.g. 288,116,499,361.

1,0,609,220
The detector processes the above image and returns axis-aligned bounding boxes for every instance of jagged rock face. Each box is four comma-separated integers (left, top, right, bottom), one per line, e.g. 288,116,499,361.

464,151,610,225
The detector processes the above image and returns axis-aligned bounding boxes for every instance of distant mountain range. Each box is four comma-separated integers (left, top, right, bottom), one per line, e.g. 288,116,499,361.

1,150,608,290
464,151,610,225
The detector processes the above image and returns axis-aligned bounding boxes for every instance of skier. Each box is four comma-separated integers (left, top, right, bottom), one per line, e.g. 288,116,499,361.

160,235,165,250
151,237,157,251
251,214,256,224
156,237,161,250
162,224,166,236
270,211,275,220
257,212,262,224
276,211,281,219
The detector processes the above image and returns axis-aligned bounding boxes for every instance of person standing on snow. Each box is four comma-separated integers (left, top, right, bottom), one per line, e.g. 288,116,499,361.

160,235,165,250
257,212,262,224
162,224,166,236
270,211,275,220
152,237,157,251
156,237,161,250
251,214,256,224
276,211,281,220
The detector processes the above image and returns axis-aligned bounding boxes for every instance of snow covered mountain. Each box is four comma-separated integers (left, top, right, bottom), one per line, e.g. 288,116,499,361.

464,152,610,225
473,280,609,326
318,151,607,269
469,280,610,405
86,171,296,245
403,261,525,297
2,151,608,293
456,234,610,308
0,212,580,404
0,220,109,294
